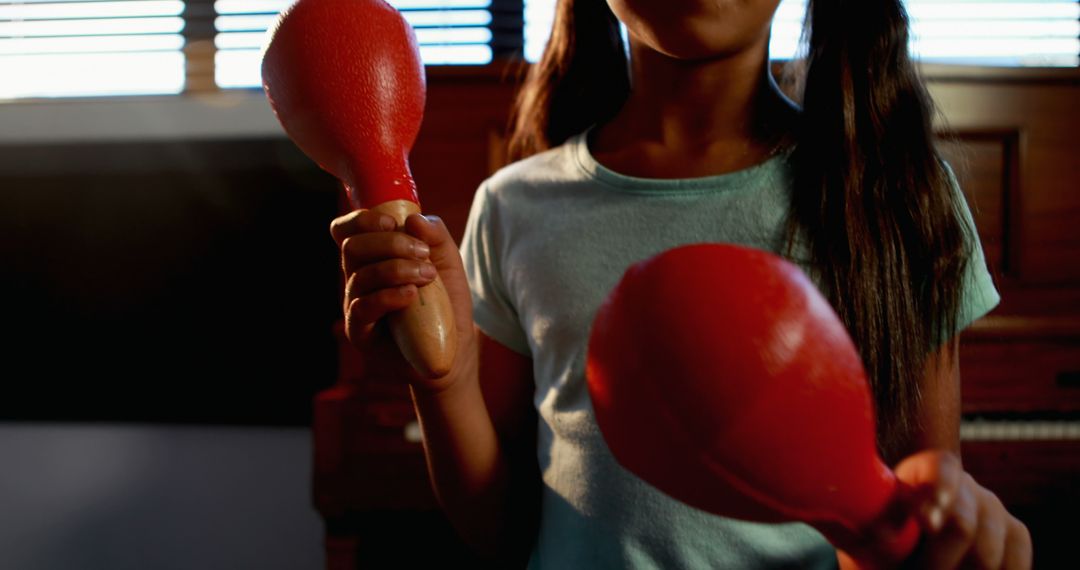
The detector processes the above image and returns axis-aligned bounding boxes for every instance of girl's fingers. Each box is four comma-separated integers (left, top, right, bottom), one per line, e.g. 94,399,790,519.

341,231,431,274
1001,517,1033,570
330,209,397,245
343,255,436,339
329,210,360,246
923,471,980,569
345,285,417,341
895,450,1032,570
894,451,982,569
962,485,1008,569
894,450,963,532
403,214,463,271
346,259,437,302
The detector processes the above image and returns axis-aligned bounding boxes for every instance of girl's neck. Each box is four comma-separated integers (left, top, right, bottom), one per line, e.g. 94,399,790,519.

591,36,798,179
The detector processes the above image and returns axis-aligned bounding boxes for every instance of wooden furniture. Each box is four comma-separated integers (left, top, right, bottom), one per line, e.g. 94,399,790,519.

930,65,1080,566
314,65,1080,568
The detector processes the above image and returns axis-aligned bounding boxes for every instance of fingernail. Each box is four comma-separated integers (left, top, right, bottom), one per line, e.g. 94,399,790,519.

418,264,437,279
923,504,945,532
423,214,439,225
413,242,430,258
379,216,396,231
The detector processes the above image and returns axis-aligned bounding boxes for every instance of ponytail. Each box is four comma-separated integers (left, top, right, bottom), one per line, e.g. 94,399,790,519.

788,0,970,461
507,0,629,160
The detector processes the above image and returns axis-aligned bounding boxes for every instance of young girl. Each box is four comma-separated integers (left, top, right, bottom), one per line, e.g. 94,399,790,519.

331,0,1032,567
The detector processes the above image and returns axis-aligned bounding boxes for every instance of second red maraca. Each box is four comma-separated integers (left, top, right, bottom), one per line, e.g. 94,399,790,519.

586,243,920,567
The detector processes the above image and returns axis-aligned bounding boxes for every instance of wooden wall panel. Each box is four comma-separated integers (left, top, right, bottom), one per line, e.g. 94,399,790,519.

960,335,1080,413
930,77,1080,284
931,74,1080,423
929,71,1079,567
938,134,1013,277
409,72,519,241
962,440,1080,507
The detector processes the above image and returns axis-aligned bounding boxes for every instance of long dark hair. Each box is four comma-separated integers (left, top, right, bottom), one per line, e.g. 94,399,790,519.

507,0,628,158
508,0,971,463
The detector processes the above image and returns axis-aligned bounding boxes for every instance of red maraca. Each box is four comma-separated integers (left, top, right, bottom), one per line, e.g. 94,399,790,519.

586,244,920,568
261,0,455,377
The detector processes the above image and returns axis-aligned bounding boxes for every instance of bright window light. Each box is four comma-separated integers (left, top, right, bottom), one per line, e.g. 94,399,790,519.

913,20,1080,39
213,45,500,90
215,49,263,89
215,14,278,32
214,0,496,89
526,0,1080,67
419,44,492,64
394,0,491,8
3,0,1071,101
213,0,494,13
913,38,1080,66
215,32,265,51
0,0,186,99
0,35,186,55
0,1,184,20
0,17,185,37
910,1,1079,20
415,27,492,44
0,52,185,99
402,9,491,27
215,0,293,14
524,0,555,62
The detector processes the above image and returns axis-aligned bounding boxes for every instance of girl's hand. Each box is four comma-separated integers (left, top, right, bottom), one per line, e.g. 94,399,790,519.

839,450,1032,570
894,450,1031,569
329,209,476,392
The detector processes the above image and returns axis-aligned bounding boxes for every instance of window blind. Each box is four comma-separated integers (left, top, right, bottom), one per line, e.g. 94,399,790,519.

525,0,1080,67
1,0,1074,101
0,0,187,99
214,0,499,89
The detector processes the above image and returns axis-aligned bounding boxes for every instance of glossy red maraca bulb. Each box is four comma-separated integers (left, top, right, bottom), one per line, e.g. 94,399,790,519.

261,0,455,377
261,0,423,206
586,244,919,567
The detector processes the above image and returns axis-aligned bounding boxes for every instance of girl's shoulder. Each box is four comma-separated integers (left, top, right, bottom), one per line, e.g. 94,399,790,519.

483,133,590,197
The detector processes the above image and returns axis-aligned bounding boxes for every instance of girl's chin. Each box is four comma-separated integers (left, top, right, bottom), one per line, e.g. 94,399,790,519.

645,40,761,63
632,25,770,63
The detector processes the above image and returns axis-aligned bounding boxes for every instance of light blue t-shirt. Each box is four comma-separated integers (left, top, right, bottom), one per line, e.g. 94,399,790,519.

459,132,1000,569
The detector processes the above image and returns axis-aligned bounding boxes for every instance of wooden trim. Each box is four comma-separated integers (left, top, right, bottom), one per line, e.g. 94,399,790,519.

966,316,1080,341
425,61,1080,86
182,39,217,94
934,129,1023,280
916,63,1080,85
425,60,527,84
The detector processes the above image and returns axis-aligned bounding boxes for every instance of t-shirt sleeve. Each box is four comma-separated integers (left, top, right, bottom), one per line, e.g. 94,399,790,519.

945,161,1001,336
459,182,532,356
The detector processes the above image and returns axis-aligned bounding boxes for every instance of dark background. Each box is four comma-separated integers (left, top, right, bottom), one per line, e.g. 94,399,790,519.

0,138,341,425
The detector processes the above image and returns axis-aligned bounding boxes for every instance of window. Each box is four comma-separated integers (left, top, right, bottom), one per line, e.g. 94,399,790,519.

214,0,500,88
0,0,187,99
522,0,1080,68
0,0,1076,100
903,0,1080,66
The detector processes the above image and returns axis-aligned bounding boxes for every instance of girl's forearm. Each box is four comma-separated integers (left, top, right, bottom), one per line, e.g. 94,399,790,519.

410,365,513,558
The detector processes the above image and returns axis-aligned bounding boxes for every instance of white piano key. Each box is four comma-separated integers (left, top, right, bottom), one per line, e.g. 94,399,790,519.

961,420,1080,441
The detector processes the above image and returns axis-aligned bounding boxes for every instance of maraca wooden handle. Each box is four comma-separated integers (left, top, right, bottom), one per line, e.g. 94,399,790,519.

370,199,457,378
